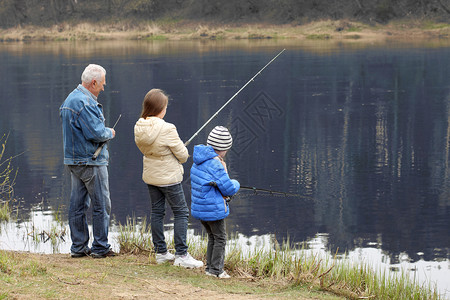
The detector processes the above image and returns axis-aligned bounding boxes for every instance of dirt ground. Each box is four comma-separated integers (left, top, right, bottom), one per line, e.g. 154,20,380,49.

2,251,338,300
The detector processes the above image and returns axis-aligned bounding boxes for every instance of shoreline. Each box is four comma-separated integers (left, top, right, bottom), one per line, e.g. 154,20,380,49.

1,19,449,43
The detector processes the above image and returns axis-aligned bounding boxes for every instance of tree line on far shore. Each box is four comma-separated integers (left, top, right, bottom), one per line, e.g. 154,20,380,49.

1,0,449,28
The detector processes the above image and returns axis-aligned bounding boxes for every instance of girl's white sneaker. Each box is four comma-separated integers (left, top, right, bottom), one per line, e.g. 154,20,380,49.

173,253,203,268
156,252,175,264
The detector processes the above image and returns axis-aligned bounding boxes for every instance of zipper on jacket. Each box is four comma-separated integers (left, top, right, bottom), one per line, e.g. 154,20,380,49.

223,198,228,213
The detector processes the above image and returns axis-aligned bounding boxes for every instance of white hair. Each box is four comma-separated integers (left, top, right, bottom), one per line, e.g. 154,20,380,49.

81,64,106,83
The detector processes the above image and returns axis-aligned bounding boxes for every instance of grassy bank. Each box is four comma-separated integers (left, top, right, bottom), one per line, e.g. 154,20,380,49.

0,216,443,299
117,217,441,300
0,250,342,300
0,19,449,42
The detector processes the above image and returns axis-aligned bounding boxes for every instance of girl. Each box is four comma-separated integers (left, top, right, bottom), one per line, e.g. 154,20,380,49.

134,88,203,268
190,126,240,278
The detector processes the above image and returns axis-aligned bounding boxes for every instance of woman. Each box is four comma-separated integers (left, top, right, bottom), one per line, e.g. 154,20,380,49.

134,88,203,268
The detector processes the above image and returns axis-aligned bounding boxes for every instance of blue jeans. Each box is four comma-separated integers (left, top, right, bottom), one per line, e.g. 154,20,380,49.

68,165,111,255
201,219,227,275
147,184,189,256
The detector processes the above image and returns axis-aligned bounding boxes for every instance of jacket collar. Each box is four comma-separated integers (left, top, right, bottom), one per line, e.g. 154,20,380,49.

77,84,98,102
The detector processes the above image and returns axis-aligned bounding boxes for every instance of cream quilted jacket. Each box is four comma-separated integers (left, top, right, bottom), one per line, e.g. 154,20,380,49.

134,117,189,186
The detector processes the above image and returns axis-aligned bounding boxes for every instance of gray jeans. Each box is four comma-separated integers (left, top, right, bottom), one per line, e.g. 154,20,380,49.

147,183,189,256
201,219,227,275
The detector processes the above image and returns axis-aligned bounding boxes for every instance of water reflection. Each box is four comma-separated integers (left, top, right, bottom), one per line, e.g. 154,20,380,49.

0,39,449,296
0,208,69,254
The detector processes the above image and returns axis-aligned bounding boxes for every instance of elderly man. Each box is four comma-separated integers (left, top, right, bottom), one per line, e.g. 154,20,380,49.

60,64,116,258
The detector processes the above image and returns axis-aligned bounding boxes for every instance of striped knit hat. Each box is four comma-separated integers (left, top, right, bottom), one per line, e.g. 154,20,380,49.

207,126,233,151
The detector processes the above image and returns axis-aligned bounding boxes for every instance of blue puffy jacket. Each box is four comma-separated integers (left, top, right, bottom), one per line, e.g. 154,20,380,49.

190,145,240,221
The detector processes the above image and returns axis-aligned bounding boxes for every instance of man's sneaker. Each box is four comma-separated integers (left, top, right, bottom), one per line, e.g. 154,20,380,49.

156,252,175,264
70,248,91,258
91,249,117,259
217,271,231,279
205,271,216,277
173,253,203,268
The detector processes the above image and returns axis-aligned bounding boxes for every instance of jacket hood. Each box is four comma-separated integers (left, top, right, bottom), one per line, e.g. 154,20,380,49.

193,145,218,165
134,117,164,147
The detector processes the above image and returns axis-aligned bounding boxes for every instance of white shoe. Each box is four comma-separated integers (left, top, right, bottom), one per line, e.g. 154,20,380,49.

218,271,231,279
205,271,215,277
173,253,203,268
156,252,175,264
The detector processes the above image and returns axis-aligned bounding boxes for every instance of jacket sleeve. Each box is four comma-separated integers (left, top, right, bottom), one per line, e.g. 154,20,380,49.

78,103,114,143
211,160,240,197
165,124,189,163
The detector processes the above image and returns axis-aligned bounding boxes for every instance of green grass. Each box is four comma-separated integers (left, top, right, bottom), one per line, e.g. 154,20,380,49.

0,231,441,300
346,26,362,32
144,34,167,40
0,133,18,222
0,251,47,278
117,216,155,256
422,22,450,30
0,201,10,221
116,217,443,299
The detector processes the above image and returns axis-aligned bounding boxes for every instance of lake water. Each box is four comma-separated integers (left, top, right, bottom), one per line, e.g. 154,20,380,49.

0,39,449,296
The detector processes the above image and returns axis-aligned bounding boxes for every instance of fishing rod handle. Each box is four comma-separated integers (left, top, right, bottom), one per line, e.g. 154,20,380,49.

91,114,122,160
92,143,105,160
92,128,114,160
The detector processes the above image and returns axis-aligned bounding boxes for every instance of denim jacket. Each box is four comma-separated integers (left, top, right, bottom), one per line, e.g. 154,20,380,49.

60,84,114,166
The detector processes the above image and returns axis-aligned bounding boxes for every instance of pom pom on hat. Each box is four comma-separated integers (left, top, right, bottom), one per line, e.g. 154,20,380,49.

207,126,233,151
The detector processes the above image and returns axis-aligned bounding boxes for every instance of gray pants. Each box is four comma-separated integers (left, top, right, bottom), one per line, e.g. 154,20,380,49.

201,219,227,275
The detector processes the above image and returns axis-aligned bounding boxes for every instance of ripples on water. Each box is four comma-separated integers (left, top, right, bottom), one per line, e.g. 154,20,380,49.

0,39,449,297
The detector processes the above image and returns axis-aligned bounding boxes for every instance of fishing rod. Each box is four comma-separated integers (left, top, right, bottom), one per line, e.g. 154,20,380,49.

184,48,286,146
209,182,314,201
239,186,310,199
92,114,122,160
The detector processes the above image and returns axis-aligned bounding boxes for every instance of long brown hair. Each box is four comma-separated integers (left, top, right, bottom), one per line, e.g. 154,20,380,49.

140,89,169,118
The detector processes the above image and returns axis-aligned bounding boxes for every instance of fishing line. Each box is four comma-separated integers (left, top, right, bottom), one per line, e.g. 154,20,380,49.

184,49,286,146
239,185,316,201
